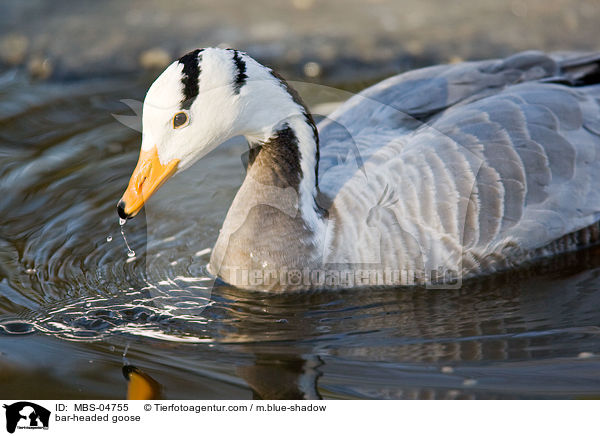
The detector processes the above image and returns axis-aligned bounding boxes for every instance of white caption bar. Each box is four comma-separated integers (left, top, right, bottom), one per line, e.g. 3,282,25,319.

0,400,597,435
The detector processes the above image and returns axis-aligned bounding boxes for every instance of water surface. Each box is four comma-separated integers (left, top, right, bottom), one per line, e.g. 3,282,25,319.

1,71,600,399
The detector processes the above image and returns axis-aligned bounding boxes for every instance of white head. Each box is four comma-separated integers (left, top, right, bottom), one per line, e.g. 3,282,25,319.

118,47,312,218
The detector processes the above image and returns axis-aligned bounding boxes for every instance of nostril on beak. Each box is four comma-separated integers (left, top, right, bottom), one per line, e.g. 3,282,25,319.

137,176,147,192
117,200,129,220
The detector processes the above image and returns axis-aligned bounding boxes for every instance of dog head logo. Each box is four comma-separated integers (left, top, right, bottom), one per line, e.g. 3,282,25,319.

3,402,50,433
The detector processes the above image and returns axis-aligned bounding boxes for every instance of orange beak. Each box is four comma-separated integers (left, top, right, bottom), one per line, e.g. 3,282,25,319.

117,146,179,219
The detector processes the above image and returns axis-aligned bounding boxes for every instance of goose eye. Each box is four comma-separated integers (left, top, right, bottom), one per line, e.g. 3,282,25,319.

173,112,188,128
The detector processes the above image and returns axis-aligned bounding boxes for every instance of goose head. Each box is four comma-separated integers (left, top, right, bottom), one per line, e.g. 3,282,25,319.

117,47,309,219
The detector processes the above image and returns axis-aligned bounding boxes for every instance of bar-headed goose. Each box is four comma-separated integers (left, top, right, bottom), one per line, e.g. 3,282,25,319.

118,48,600,291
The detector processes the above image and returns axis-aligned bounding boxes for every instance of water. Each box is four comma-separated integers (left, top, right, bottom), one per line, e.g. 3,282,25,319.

119,220,135,258
1,70,600,400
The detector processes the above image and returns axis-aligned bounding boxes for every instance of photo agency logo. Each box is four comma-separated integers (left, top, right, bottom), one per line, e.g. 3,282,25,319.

2,402,50,434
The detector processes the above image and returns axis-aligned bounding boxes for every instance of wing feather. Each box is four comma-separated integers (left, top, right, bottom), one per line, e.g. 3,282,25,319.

318,51,600,277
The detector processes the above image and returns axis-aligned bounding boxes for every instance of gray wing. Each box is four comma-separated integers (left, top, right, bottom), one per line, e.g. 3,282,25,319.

317,51,600,274
318,51,560,196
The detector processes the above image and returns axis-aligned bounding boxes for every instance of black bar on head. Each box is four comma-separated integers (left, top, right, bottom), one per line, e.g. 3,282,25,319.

178,49,203,109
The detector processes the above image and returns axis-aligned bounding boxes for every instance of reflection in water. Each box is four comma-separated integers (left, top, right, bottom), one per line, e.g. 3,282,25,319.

238,354,323,400
208,257,600,399
123,365,162,400
0,71,600,399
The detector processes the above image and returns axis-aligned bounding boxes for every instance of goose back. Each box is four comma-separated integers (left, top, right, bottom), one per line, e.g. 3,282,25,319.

317,51,600,279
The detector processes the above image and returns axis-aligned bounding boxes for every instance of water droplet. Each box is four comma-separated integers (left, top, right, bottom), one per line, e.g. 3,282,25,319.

25,268,36,274
119,218,136,258
106,235,113,242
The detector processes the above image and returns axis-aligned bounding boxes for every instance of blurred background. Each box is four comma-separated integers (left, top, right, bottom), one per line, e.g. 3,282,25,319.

1,0,600,83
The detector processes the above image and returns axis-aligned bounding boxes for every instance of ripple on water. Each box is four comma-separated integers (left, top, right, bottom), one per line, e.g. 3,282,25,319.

0,321,36,335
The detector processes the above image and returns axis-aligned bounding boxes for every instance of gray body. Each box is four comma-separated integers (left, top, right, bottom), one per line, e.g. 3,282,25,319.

207,51,600,290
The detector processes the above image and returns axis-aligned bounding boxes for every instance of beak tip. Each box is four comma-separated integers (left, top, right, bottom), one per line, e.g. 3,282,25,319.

117,200,129,220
